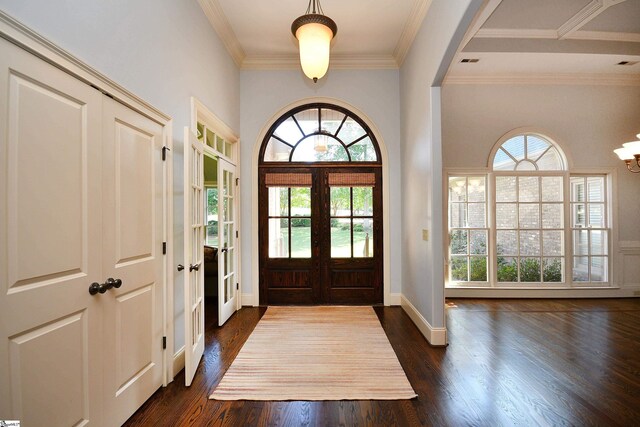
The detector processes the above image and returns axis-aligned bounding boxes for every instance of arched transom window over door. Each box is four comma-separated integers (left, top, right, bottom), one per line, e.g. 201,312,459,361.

259,104,383,305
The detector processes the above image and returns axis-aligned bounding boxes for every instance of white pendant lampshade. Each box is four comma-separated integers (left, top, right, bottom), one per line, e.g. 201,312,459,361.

292,0,337,83
622,140,640,155
614,147,635,160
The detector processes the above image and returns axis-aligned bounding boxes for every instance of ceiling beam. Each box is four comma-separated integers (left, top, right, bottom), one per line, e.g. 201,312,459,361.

557,0,629,40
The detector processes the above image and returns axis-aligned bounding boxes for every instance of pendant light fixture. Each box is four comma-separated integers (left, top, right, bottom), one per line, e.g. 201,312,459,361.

291,0,337,83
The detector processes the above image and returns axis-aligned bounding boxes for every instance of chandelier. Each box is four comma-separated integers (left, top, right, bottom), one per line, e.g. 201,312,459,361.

613,133,640,173
291,0,337,83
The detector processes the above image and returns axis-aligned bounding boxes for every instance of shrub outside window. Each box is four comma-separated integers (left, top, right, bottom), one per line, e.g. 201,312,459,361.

447,132,610,288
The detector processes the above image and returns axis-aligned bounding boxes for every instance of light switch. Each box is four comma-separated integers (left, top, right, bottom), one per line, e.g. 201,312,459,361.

422,229,429,241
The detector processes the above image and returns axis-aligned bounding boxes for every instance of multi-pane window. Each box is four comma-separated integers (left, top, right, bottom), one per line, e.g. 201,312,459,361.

197,121,234,160
447,133,611,288
262,105,380,163
448,176,488,282
267,186,311,258
495,175,564,283
571,176,608,282
205,187,218,246
329,173,375,258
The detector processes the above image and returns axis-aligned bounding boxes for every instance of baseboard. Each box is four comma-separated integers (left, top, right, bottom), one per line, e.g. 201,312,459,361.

241,293,255,306
445,286,640,299
172,346,185,378
400,295,447,346
387,293,401,306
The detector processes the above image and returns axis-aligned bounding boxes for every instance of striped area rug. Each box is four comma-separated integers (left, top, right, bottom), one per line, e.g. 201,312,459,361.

210,306,417,401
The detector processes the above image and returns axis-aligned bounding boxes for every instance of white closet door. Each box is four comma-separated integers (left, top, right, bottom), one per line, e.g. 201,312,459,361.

101,97,165,425
0,37,104,426
218,159,238,326
183,127,205,386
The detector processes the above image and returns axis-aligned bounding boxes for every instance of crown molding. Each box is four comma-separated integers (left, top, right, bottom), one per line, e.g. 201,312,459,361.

197,0,245,67
393,0,433,67
443,73,640,86
241,54,398,70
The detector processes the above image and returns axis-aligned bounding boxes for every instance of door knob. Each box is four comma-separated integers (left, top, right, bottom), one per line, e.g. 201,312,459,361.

89,282,103,295
177,264,185,271
189,263,200,272
104,278,122,289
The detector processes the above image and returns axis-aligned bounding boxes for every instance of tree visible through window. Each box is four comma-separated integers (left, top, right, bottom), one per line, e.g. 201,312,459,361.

261,105,380,163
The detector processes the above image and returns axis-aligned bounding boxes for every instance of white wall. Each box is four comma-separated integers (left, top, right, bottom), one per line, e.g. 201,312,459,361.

399,0,482,338
239,69,402,300
0,0,241,353
442,83,640,289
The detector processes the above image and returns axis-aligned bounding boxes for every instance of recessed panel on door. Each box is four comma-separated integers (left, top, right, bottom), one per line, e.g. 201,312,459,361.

115,122,154,265
102,98,164,425
8,73,86,291
115,285,156,395
1,37,103,424
9,312,89,427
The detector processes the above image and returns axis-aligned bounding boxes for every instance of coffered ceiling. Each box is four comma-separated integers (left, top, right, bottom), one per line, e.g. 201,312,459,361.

198,0,640,84
445,0,640,84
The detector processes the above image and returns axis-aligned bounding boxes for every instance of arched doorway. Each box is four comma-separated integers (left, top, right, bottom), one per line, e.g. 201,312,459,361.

258,103,383,305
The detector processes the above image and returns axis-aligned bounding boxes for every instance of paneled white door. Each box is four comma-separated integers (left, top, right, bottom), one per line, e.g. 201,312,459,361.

0,37,104,426
183,127,205,386
101,97,165,425
218,159,238,326
0,37,166,426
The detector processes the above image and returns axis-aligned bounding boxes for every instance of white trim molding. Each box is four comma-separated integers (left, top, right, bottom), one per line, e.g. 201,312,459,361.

172,347,185,379
619,241,640,289
388,293,402,306
400,295,447,346
241,54,398,70
241,293,254,306
394,0,434,67
197,0,245,67
443,73,640,86
446,287,638,298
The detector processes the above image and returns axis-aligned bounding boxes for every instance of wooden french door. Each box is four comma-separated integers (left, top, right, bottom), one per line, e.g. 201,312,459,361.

259,166,382,305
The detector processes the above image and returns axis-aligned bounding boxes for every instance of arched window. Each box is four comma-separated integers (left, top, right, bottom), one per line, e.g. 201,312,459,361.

258,103,383,305
492,133,565,171
448,131,610,288
260,104,380,163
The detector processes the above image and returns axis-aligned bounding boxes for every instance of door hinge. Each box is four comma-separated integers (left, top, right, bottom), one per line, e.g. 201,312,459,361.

162,146,170,161
162,336,167,350
162,242,167,254
236,230,238,239
236,283,239,290
235,177,239,186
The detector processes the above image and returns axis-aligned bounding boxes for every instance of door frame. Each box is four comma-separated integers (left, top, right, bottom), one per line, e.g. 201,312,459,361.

190,97,241,309
0,12,174,385
251,97,393,306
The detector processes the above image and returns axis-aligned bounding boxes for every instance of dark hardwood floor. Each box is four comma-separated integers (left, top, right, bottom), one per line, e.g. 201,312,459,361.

124,298,640,426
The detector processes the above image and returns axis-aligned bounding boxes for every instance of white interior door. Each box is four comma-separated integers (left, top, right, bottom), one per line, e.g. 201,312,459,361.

218,159,238,326
101,97,165,424
0,37,103,425
184,127,205,386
